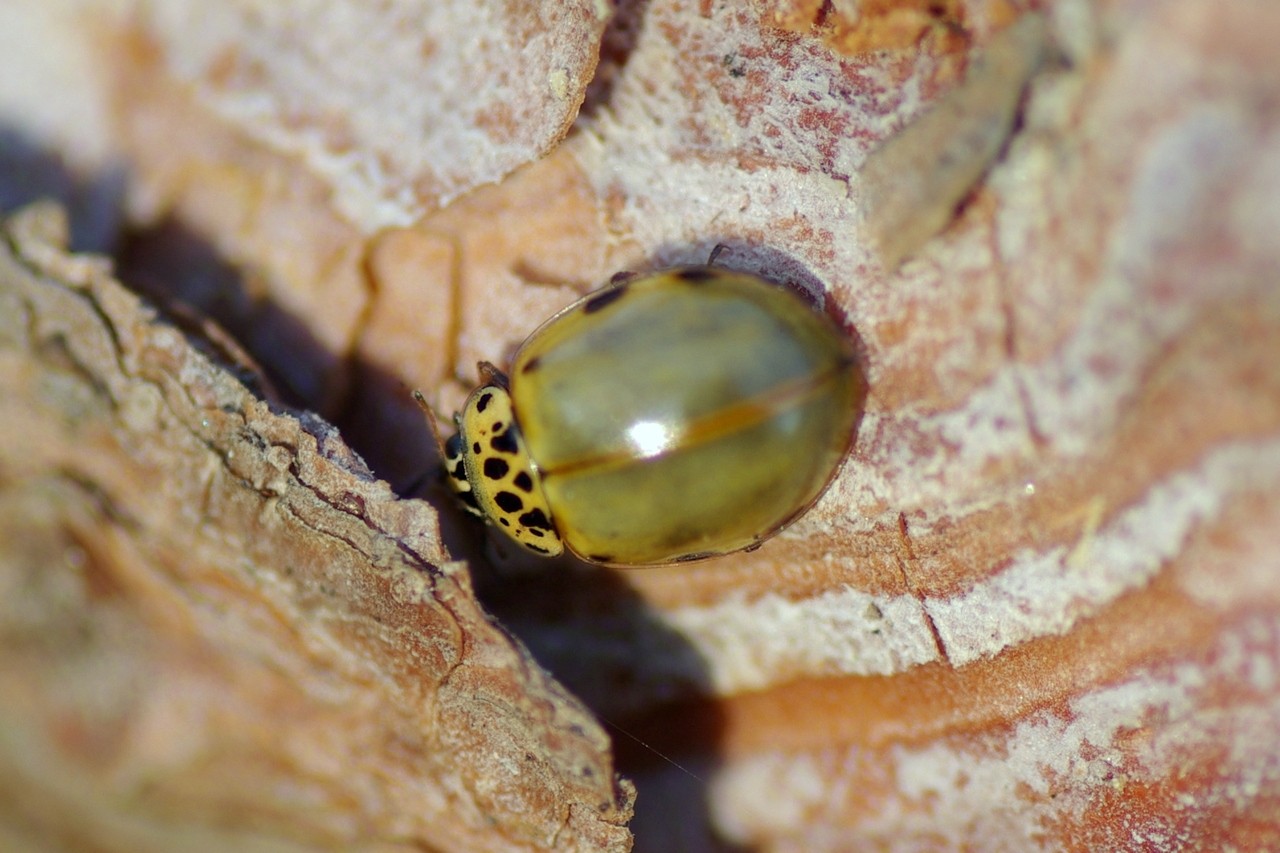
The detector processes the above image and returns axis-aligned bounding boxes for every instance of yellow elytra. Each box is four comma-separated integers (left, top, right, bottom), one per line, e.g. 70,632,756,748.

441,265,863,567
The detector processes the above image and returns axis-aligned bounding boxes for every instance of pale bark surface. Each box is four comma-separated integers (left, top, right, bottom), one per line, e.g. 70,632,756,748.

2,0,1278,850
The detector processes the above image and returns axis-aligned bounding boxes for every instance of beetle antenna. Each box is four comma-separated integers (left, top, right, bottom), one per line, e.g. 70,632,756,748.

412,389,449,458
597,715,705,785
476,360,510,390
707,243,728,266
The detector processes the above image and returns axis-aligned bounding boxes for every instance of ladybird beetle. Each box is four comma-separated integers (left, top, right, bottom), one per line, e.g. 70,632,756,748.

438,265,862,567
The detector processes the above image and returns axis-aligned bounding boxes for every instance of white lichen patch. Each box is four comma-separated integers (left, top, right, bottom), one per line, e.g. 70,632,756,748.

132,0,607,228
661,586,940,694
927,438,1280,665
516,583,940,708
571,0,927,279
864,102,1264,525
703,613,1280,847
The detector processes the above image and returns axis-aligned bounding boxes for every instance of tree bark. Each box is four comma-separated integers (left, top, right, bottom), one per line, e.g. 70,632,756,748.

2,0,1279,849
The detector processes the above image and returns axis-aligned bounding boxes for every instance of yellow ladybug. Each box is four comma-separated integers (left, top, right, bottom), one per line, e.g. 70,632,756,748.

436,265,863,567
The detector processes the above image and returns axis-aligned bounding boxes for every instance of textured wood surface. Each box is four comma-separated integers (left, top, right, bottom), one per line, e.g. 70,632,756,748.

0,205,633,851
2,0,1278,849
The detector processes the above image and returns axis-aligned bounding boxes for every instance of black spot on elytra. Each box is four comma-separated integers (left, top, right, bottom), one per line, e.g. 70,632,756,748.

518,508,553,532
521,356,541,374
513,471,533,492
499,518,510,526
476,391,493,413
472,441,481,454
583,284,628,314
483,457,510,480
525,542,551,554
494,491,524,513
490,429,519,455
674,266,716,284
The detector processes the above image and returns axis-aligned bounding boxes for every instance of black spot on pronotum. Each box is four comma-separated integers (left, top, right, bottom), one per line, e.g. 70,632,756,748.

476,391,493,413
521,356,541,374
490,429,519,455
494,491,524,513
583,285,628,314
512,471,534,492
483,457,510,480
674,266,716,284
518,508,554,532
